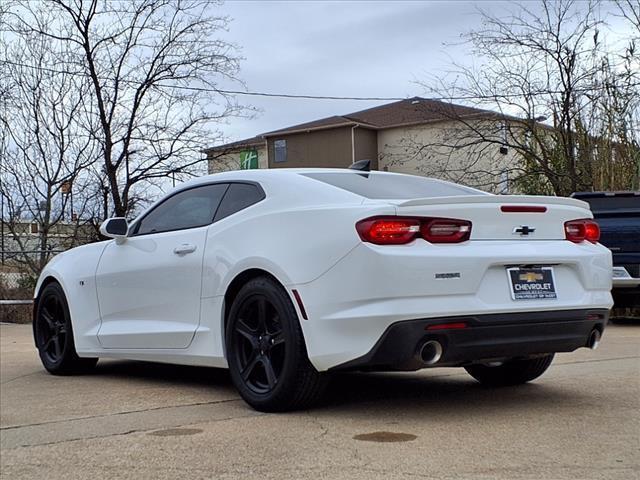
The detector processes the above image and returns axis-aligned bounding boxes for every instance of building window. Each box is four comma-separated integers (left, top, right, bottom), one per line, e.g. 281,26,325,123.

274,139,287,163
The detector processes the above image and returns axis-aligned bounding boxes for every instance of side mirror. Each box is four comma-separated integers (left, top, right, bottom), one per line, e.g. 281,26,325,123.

100,217,129,242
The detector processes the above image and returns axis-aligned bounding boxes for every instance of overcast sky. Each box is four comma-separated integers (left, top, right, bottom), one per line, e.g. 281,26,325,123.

213,0,632,145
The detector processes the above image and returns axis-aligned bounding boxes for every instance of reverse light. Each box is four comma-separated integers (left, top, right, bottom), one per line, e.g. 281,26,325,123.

564,219,600,243
356,216,472,245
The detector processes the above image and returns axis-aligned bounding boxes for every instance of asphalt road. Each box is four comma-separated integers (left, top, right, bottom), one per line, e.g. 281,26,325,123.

1,322,638,480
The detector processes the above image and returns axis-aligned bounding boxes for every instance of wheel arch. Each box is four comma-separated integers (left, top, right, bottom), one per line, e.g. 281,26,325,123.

221,268,303,358
36,275,61,295
33,275,64,322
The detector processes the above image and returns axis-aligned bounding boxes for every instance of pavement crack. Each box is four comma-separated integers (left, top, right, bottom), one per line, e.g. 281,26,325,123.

9,412,262,450
556,355,640,366
0,370,41,385
0,398,243,431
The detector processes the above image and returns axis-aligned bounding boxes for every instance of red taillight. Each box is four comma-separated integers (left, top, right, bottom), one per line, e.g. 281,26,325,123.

356,216,471,245
564,219,600,243
355,218,420,245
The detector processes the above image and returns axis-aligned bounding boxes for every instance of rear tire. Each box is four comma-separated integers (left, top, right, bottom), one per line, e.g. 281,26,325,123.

225,276,327,412
34,282,98,375
464,354,554,386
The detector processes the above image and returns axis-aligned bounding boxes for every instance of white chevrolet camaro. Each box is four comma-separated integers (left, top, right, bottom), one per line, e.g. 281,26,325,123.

33,168,613,411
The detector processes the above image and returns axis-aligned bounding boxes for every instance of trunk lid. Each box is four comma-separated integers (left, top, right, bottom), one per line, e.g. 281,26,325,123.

383,195,592,241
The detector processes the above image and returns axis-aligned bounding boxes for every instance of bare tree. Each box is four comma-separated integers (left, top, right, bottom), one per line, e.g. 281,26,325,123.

6,0,246,217
403,0,639,195
0,25,101,275
616,0,640,33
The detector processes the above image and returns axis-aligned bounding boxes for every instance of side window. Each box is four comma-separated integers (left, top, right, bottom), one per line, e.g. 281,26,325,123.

274,139,287,163
135,183,228,235
214,183,265,222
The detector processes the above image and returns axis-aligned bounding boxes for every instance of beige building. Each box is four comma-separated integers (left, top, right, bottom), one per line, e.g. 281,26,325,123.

204,98,522,193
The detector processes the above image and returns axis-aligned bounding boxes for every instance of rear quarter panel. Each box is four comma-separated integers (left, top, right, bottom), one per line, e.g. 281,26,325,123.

202,203,396,297
201,174,395,296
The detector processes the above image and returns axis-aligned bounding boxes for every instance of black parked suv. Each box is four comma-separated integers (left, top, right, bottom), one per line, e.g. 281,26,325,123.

571,192,640,308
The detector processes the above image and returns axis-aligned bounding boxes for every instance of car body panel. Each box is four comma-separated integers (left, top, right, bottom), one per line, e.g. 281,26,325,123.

294,239,612,370
95,227,208,349
33,241,108,353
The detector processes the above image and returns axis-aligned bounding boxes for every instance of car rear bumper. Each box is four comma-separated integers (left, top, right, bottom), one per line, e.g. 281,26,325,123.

296,240,612,371
331,308,609,371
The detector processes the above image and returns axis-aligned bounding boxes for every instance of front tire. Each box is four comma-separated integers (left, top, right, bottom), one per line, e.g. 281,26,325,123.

464,354,554,386
225,276,326,412
34,282,98,375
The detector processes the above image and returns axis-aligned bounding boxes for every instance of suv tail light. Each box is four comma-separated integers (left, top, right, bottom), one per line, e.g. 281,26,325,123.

564,219,600,243
356,216,471,245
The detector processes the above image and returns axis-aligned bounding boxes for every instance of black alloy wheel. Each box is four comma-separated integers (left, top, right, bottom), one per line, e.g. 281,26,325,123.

231,295,286,394
36,291,68,364
226,276,327,412
34,282,98,375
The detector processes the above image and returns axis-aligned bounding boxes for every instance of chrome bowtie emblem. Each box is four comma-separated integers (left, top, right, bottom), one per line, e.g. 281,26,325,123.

513,225,535,235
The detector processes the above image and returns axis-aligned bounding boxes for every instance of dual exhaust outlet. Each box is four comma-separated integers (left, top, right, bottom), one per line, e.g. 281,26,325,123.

587,328,601,350
417,328,601,366
418,340,443,365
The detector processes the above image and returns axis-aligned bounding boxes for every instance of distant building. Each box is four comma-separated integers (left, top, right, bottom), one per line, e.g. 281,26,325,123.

204,97,524,193
1,220,95,265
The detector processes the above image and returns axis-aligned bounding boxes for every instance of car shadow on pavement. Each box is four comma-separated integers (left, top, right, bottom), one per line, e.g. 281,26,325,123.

318,370,590,415
87,360,588,415
92,360,232,388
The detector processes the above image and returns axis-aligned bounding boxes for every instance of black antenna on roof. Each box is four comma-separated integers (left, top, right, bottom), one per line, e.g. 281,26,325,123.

349,159,370,171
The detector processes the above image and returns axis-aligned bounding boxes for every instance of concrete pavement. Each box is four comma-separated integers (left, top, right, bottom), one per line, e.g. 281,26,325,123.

1,322,638,479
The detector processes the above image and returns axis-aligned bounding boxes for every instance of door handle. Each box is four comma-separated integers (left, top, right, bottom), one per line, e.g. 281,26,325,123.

173,243,197,255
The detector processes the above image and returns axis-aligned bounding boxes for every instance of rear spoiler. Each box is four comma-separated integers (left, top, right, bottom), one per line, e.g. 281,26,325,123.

396,195,590,209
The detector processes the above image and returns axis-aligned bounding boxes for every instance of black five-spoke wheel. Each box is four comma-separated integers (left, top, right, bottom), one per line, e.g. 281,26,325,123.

226,276,327,412
232,296,286,394
36,292,68,364
34,282,98,375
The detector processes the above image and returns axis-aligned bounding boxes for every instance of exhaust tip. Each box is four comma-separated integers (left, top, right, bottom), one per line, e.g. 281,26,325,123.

587,329,601,350
420,340,443,365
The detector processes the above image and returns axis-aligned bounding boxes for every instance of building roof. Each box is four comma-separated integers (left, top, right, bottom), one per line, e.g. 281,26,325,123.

204,135,265,153
205,97,494,153
343,97,488,129
263,97,490,137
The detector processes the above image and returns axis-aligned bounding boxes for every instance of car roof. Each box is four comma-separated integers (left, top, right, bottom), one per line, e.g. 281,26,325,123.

181,167,445,189
188,168,386,182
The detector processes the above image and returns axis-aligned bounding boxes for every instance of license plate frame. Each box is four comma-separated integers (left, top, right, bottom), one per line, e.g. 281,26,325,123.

506,266,557,300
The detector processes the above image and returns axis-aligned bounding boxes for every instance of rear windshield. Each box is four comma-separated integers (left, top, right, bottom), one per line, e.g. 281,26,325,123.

301,172,485,199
